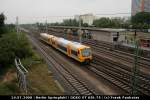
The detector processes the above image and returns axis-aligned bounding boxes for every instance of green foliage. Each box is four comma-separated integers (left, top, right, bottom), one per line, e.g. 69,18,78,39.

0,25,16,36
0,82,20,95
93,17,128,28
93,17,111,28
0,29,33,68
50,17,130,28
0,83,13,94
21,51,43,69
131,12,150,29
132,12,150,24
0,13,12,36
49,17,130,28
0,13,6,34
50,22,61,26
0,13,5,27
0,27,8,35
82,23,89,27
62,19,79,26
50,19,89,27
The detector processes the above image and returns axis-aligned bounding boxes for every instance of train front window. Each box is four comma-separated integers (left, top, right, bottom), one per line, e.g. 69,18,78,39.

81,48,91,57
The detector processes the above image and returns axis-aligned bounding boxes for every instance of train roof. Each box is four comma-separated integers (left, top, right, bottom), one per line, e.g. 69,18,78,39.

40,33,55,38
58,37,89,49
58,38,72,45
71,41,87,48
40,33,90,49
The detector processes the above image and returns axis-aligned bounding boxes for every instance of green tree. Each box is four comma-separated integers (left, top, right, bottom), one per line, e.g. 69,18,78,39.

93,17,112,28
132,12,150,29
111,18,125,28
123,19,131,29
0,13,5,27
50,19,87,27
62,19,79,26
0,13,7,35
0,31,33,68
93,17,131,28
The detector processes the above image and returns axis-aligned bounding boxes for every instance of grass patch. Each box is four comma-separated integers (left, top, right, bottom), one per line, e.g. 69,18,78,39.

0,45,63,95
27,63,63,95
22,48,63,95
0,73,20,95
17,40,63,95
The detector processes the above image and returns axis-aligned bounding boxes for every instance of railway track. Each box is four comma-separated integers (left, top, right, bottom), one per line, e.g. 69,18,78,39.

49,31,150,75
23,28,150,95
88,64,130,94
84,40,150,69
41,31,150,95
91,55,150,95
27,34,96,95
84,41,150,79
48,30,150,59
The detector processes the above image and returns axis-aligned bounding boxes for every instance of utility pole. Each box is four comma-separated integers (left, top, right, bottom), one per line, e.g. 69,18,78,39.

45,18,48,33
79,16,81,29
67,29,71,40
131,30,140,95
78,16,82,43
16,16,19,39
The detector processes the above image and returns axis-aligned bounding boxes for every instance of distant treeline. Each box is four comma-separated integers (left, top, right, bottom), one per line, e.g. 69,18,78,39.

34,12,150,29
20,12,150,31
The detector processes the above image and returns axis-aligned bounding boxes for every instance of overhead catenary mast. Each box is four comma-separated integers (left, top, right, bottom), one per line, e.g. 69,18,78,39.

78,16,82,43
131,30,141,95
16,16,19,39
45,17,48,33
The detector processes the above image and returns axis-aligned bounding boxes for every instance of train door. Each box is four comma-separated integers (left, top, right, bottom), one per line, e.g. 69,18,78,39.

77,49,81,59
67,45,71,56
52,37,57,48
50,38,53,45
48,38,51,44
51,37,54,46
54,40,57,48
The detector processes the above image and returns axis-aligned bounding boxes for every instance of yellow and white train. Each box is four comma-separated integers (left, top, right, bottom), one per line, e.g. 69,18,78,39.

40,33,92,64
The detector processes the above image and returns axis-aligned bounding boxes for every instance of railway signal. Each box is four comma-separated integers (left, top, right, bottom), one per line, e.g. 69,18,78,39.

113,32,120,48
134,30,137,39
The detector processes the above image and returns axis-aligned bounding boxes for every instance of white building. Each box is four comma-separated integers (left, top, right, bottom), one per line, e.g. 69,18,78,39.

74,13,95,26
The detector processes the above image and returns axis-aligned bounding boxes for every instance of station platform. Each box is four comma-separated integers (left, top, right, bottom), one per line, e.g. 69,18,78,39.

121,43,150,51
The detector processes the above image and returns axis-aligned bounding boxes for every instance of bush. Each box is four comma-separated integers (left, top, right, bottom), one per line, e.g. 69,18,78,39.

0,29,33,68
0,82,20,95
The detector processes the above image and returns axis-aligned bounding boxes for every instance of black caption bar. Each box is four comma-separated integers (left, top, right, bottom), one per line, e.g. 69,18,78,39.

0,95,143,100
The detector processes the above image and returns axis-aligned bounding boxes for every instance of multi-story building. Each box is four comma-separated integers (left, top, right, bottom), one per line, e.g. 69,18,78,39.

74,13,95,26
132,0,150,16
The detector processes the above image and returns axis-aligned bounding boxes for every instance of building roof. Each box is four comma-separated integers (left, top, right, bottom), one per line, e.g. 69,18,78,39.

49,26,126,33
95,28,126,33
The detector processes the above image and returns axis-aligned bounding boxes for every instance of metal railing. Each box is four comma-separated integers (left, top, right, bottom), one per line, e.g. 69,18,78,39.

15,58,28,94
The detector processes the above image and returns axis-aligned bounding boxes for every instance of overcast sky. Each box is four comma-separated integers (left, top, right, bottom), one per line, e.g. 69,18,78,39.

0,0,131,24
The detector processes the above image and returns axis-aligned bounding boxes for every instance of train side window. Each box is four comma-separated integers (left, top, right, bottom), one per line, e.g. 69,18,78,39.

72,50,77,56
77,50,80,55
